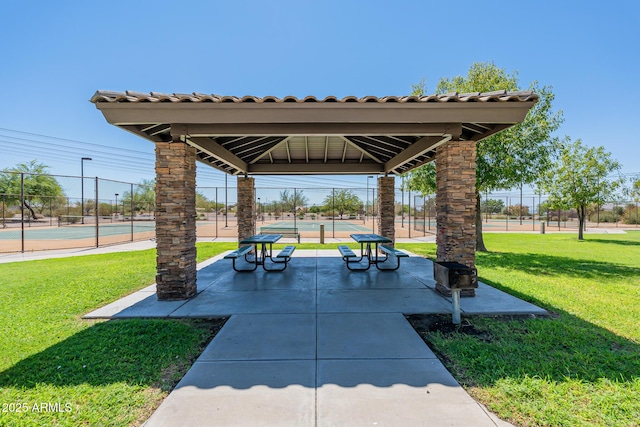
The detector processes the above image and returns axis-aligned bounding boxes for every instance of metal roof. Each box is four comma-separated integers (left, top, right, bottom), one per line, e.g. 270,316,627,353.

91,90,537,176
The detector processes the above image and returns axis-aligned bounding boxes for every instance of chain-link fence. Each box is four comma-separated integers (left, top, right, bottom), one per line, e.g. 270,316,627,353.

0,172,155,253
2,171,637,253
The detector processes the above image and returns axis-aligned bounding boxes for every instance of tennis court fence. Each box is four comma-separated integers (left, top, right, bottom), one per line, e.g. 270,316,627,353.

1,171,637,253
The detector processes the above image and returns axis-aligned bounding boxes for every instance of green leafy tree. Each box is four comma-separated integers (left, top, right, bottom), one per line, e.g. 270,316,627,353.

544,138,623,240
402,163,436,196
278,189,309,213
0,160,64,219
121,179,155,214
409,62,563,251
322,189,362,217
481,198,505,215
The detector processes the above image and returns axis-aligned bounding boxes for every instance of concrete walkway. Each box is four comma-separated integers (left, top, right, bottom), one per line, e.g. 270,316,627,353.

85,250,546,427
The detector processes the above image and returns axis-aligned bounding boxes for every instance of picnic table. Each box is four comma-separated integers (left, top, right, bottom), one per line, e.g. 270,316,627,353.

224,234,295,272
338,233,408,271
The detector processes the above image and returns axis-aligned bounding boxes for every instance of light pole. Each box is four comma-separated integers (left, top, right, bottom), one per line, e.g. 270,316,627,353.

366,175,373,222
115,193,119,219
257,197,261,222
81,157,92,224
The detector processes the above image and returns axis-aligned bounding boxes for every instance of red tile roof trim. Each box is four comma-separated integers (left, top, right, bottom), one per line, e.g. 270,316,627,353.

90,90,538,104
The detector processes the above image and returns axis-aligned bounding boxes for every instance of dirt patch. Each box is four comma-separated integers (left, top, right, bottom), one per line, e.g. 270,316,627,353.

406,314,494,341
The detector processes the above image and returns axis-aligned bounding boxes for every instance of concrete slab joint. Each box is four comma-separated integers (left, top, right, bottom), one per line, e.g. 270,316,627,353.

435,140,477,297
155,140,197,300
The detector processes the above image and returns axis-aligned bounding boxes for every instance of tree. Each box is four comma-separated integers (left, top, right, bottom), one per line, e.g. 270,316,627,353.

278,189,309,213
409,62,563,251
322,189,362,217
121,179,155,214
544,138,623,240
480,198,505,215
0,160,64,219
402,163,436,196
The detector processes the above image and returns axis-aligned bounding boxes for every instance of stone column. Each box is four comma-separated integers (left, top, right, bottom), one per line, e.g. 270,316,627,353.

435,139,476,296
377,176,395,245
155,140,197,300
237,177,256,245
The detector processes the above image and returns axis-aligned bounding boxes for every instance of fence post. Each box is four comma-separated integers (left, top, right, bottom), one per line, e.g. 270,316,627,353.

408,189,411,238
332,188,335,239
532,196,535,231
215,187,218,239
21,173,25,253
130,183,134,242
506,196,509,231
95,177,99,248
428,195,431,231
1,194,5,229
423,195,426,236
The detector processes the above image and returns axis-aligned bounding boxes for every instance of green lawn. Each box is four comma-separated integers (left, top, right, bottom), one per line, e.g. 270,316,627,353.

400,232,640,427
2,236,639,426
0,242,232,427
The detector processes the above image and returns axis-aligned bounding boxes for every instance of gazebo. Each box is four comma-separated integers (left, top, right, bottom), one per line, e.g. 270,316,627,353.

91,91,537,300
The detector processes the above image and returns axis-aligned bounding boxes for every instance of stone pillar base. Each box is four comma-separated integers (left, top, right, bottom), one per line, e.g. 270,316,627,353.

155,140,197,301
377,176,395,245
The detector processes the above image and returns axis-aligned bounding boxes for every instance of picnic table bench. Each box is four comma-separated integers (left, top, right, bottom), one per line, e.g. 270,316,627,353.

224,245,256,271
339,234,409,271
260,227,300,243
377,244,409,271
226,234,296,272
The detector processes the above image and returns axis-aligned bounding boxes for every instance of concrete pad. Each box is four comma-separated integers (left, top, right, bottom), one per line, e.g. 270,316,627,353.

316,258,429,289
317,359,498,427
199,314,316,361
460,282,549,316
210,260,317,291
144,360,315,427
169,290,316,317
83,291,185,319
318,289,451,313
318,313,436,359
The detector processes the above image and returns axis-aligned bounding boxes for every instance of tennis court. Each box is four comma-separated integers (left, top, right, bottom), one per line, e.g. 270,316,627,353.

259,220,371,232
0,222,155,241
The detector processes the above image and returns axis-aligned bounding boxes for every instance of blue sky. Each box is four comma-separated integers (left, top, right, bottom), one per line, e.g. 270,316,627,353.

1,0,638,193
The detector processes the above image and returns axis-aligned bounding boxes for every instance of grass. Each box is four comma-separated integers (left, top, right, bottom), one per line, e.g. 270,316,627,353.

0,242,231,427
400,232,640,427
2,236,639,426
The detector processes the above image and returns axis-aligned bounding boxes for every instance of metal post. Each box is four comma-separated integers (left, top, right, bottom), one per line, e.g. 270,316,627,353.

225,174,228,227
485,192,489,223
130,183,134,241
332,188,335,238
428,195,431,231
293,188,297,231
81,157,92,224
115,193,119,219
401,178,405,228
519,184,523,225
95,177,99,248
1,194,5,229
532,196,535,231
423,195,426,236
451,290,461,325
506,196,509,231
49,196,52,226
408,189,411,238
20,173,24,253
215,187,218,238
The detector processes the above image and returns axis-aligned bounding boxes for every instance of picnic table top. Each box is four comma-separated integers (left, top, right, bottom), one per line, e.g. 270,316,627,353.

350,233,392,244
240,234,282,244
